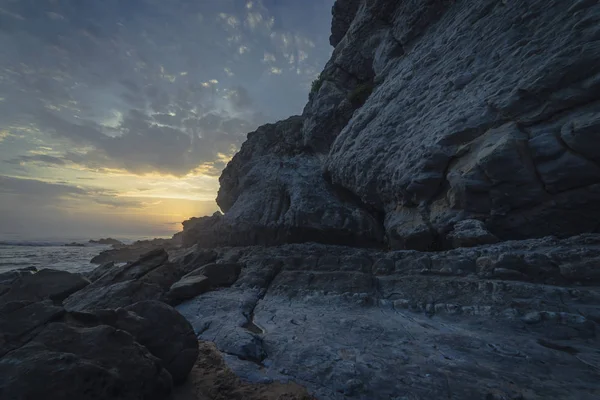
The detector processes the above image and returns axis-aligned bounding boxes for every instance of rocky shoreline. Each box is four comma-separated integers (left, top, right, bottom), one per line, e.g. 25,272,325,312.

2,234,599,399
0,256,315,400
2,0,600,399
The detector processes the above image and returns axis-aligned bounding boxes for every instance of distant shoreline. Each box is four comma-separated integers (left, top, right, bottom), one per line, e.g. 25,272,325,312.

0,236,172,247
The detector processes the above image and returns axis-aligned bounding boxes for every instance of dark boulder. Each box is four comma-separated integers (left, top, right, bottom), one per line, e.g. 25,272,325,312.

0,269,89,304
0,322,173,400
166,275,212,304
184,263,242,287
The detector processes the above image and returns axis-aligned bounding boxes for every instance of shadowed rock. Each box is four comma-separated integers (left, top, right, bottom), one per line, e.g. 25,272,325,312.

0,322,173,400
0,269,89,304
1,287,197,399
89,300,199,385
167,275,212,304
184,263,242,287
85,261,115,282
447,219,499,249
65,249,169,311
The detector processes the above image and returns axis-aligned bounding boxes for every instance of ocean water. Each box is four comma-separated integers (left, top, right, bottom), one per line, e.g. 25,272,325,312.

0,241,112,274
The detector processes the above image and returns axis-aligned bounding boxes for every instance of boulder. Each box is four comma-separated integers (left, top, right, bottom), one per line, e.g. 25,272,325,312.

141,250,215,291
1,300,198,398
64,280,162,311
65,249,169,311
0,269,89,304
91,300,199,385
86,261,115,282
184,263,242,287
0,322,173,400
102,248,168,284
0,267,36,296
167,275,211,304
90,240,173,264
124,301,199,384
0,300,65,357
0,267,36,285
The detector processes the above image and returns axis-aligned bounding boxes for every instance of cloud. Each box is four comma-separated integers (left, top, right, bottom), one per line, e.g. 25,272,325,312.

6,154,66,166
29,105,262,176
0,175,87,198
93,197,146,209
0,0,334,238
0,175,149,210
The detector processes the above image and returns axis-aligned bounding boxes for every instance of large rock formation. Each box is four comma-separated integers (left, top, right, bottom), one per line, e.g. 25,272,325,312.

184,117,384,249
182,0,600,252
169,1,600,399
324,0,600,250
5,1,600,399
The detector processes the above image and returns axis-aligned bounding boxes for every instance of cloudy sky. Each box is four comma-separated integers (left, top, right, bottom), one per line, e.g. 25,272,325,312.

0,0,334,240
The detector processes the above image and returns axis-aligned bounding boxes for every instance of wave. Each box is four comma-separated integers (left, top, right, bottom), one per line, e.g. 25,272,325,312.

0,261,40,266
0,241,71,247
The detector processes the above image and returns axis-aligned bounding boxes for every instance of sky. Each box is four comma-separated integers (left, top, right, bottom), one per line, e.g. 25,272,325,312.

0,0,334,240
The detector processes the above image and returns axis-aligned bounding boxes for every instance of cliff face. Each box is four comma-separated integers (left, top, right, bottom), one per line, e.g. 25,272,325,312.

202,0,600,250
181,117,384,248
324,0,600,250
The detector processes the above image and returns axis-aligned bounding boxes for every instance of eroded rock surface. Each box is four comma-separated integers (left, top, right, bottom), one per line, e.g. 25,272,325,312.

177,235,600,400
183,117,384,249
324,0,600,249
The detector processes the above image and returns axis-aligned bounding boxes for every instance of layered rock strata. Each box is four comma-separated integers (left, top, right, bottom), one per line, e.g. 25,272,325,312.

182,0,600,251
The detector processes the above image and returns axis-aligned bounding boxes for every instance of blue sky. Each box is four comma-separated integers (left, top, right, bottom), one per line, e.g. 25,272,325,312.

0,0,334,239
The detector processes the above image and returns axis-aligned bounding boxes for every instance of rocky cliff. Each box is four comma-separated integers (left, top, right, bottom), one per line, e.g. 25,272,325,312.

7,2,599,400
186,0,600,252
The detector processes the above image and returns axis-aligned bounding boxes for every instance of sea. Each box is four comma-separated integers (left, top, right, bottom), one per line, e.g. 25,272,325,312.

0,237,143,274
